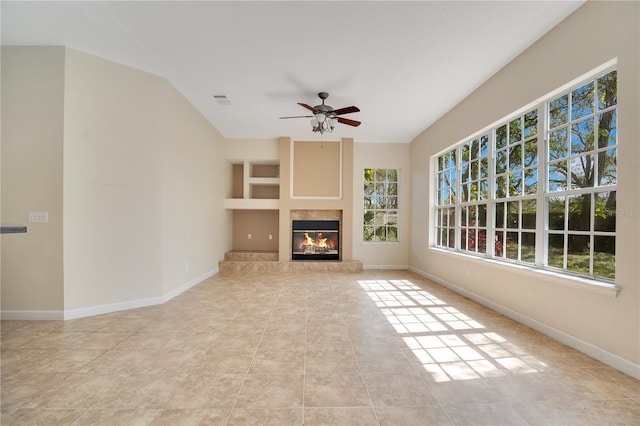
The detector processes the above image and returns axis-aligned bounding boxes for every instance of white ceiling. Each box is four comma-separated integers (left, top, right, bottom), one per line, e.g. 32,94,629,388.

1,1,584,143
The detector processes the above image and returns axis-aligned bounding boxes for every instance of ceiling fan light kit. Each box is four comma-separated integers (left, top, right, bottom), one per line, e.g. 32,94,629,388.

280,92,361,135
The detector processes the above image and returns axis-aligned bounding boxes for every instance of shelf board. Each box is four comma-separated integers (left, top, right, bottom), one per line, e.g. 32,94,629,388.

224,198,280,210
248,177,280,185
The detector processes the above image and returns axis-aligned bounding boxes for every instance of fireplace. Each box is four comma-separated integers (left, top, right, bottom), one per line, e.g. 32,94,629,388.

292,220,339,261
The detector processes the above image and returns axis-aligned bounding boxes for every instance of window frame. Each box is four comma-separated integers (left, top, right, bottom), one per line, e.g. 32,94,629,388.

363,168,400,243
433,65,617,285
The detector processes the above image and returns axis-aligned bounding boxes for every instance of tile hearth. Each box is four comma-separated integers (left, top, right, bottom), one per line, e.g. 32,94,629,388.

218,251,363,273
1,270,638,425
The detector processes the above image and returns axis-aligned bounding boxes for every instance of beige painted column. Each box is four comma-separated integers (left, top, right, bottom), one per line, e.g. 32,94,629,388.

277,136,354,262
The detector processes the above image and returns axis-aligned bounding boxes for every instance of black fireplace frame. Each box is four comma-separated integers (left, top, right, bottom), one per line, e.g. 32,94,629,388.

292,220,340,261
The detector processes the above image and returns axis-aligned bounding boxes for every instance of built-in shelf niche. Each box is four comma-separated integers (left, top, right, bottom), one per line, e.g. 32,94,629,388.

225,160,280,209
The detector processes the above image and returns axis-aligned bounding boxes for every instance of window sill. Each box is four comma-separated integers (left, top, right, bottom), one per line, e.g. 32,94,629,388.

427,247,620,298
362,241,401,245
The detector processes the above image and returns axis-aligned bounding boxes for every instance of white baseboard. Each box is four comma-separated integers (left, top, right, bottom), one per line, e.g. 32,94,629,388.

363,264,409,270
1,310,64,320
63,296,164,320
162,268,218,303
2,268,219,322
409,265,640,380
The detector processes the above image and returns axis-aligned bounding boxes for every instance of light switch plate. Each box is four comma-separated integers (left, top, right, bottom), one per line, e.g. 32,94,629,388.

28,212,48,223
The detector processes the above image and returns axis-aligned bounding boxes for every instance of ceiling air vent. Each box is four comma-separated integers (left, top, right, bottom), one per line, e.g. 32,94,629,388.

213,95,231,106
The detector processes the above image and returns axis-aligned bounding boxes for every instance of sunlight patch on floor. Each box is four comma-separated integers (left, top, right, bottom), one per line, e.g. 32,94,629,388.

358,279,548,382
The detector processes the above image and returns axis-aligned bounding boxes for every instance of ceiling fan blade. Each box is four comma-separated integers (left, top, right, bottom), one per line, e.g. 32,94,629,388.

280,115,314,119
337,117,361,127
333,106,360,115
298,103,316,112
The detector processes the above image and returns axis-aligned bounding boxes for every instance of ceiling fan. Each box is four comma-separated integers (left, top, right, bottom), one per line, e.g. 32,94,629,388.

279,92,361,134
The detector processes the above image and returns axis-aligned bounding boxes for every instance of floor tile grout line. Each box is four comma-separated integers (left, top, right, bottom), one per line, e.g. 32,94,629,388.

302,277,309,425
223,276,282,425
333,273,382,426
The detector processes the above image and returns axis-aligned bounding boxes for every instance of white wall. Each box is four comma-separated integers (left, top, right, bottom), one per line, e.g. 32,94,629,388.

409,1,639,374
353,142,411,268
159,82,231,296
63,48,165,311
1,47,65,314
2,47,231,318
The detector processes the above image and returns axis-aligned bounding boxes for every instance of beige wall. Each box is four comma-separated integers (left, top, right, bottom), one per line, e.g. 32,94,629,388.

353,143,411,268
224,138,280,164
63,48,164,310
292,141,341,198
2,47,231,317
158,74,231,296
1,47,65,313
410,1,639,371
232,210,279,251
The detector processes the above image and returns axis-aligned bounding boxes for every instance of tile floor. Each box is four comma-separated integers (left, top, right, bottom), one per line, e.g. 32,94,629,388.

1,270,638,425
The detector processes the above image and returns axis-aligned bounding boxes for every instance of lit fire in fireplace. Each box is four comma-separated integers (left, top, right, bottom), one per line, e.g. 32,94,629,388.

300,232,334,250
292,220,339,260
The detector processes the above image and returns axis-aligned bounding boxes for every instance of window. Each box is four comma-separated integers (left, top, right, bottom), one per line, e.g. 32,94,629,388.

460,136,489,255
434,67,617,282
545,70,617,279
436,151,456,249
364,168,399,242
494,109,538,264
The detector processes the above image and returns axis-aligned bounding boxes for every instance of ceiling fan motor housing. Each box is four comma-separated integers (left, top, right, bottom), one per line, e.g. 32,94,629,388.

315,92,333,114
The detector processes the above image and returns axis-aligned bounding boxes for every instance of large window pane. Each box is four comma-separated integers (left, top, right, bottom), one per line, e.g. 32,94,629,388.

598,148,617,186
522,200,536,229
524,110,538,138
549,128,568,161
548,234,564,268
509,145,522,171
524,139,538,167
509,171,523,196
549,95,568,128
506,232,519,260
598,109,617,148
524,169,537,195
548,162,567,192
571,118,594,154
507,201,519,229
478,204,487,227
521,232,536,264
570,155,594,189
594,191,616,232
496,150,507,174
567,234,590,275
547,196,565,231
597,70,617,110
496,125,507,149
593,236,615,279
509,118,522,144
571,81,594,120
495,202,505,228
568,194,591,231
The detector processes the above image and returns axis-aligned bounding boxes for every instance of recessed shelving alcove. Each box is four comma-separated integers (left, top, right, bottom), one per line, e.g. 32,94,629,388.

224,160,280,210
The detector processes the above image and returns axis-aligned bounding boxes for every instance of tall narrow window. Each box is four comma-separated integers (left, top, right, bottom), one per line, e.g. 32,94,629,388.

545,70,617,279
435,151,456,249
364,168,399,242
